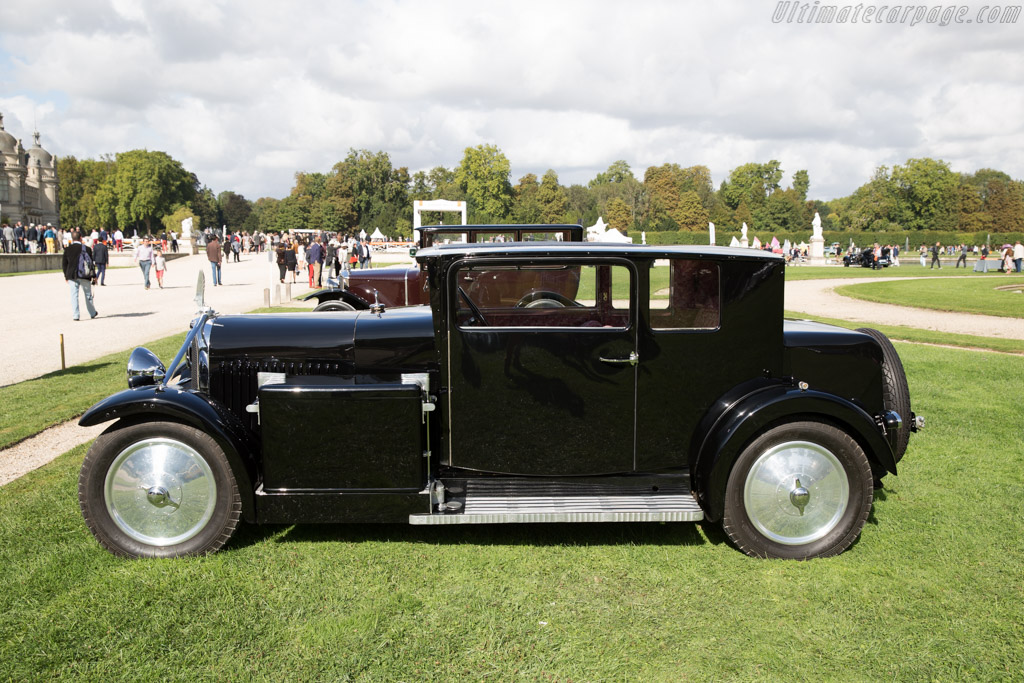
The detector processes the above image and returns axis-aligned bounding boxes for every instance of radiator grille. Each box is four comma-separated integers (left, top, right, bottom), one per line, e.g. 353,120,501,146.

210,358,349,430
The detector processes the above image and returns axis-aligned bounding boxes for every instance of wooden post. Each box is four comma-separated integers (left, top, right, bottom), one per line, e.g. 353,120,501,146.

60,333,66,370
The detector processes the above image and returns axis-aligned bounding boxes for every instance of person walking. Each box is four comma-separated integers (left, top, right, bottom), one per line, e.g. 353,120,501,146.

1014,240,1023,273
283,239,298,283
134,237,154,289
154,249,167,288
206,234,223,285
276,241,288,283
62,229,99,321
2,222,14,253
956,244,968,268
93,238,109,285
307,235,324,287
929,241,942,269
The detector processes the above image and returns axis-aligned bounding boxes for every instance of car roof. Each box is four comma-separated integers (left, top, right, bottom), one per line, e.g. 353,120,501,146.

415,242,784,263
417,224,582,235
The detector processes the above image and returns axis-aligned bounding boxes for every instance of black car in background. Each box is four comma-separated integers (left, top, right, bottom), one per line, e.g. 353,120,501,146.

77,241,921,560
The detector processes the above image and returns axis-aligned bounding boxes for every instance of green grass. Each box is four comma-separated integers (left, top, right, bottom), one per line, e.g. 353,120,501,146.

0,333,187,450
836,277,1024,318
785,311,1024,354
1,344,1022,679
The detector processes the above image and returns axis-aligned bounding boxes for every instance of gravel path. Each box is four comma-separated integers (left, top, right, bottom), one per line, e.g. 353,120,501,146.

785,276,1024,340
2,267,1019,487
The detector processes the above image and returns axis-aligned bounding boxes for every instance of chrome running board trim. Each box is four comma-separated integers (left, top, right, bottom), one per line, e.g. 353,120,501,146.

410,509,704,524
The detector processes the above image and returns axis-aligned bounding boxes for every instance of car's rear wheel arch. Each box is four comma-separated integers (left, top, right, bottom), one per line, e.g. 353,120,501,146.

694,393,894,522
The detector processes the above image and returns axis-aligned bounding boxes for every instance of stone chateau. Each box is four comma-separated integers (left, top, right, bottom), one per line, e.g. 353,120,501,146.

0,112,59,227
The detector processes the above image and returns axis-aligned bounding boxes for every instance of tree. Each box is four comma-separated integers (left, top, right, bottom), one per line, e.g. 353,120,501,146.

793,170,810,201
605,198,630,231
161,205,199,235
564,184,598,226
331,149,409,230
891,158,959,231
537,170,568,223
676,190,709,231
57,155,115,231
589,160,635,187
190,186,219,233
512,173,541,223
94,150,196,234
217,191,253,231
720,161,783,210
455,144,513,222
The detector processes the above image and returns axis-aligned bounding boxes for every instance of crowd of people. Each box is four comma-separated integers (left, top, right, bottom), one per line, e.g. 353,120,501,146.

271,233,376,287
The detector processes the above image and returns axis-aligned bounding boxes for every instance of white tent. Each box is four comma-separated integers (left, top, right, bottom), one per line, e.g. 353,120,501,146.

369,227,386,241
586,217,609,241
729,236,740,247
594,228,632,244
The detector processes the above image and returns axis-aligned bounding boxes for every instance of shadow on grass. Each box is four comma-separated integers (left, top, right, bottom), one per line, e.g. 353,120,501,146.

0,360,121,388
228,519,710,550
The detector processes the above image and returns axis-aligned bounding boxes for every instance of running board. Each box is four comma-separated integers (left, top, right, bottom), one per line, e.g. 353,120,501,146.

409,478,704,525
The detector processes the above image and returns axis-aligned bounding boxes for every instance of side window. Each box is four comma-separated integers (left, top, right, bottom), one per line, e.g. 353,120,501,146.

456,263,631,329
650,259,720,330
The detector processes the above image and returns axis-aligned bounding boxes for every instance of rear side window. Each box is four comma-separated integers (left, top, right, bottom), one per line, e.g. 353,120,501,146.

455,263,631,329
649,259,720,330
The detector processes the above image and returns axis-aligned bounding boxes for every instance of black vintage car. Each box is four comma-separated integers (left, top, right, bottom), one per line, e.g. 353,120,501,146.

844,247,891,268
78,243,921,560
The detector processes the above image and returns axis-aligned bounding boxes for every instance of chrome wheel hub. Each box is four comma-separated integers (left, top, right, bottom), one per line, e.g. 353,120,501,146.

743,440,849,545
104,438,216,546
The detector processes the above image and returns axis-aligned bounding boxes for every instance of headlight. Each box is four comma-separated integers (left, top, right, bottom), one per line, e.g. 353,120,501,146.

127,347,166,388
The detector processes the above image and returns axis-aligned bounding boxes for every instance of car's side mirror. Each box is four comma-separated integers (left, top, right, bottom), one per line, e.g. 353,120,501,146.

409,247,418,258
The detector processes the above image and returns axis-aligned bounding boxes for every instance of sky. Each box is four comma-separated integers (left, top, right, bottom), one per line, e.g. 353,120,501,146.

1,0,1022,202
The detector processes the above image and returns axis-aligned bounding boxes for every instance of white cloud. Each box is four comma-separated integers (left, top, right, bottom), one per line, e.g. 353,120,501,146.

1,0,1022,201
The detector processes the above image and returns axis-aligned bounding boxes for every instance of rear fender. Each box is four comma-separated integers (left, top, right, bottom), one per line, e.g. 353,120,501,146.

693,386,896,522
79,387,260,523
301,288,369,308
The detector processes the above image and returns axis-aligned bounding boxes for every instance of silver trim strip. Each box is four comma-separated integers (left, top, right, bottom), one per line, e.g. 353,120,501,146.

410,509,704,525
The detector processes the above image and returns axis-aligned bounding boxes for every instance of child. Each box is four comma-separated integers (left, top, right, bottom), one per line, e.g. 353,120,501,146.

154,249,167,289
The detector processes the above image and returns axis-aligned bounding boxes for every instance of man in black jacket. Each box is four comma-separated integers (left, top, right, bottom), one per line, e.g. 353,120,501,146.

93,238,110,285
62,230,99,320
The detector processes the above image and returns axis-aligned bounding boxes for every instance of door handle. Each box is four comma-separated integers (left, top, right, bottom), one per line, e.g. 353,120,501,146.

599,351,639,366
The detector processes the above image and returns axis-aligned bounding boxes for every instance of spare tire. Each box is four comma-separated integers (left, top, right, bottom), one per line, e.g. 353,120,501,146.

856,327,911,462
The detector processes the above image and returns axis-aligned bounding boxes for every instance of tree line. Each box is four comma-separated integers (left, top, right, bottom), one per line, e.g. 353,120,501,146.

57,146,1024,239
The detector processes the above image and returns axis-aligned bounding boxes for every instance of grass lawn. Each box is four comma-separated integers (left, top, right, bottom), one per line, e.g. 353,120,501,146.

1,344,1022,679
0,333,187,450
836,277,1024,318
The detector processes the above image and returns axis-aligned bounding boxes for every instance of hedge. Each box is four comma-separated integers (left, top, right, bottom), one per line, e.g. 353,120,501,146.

627,229,1024,247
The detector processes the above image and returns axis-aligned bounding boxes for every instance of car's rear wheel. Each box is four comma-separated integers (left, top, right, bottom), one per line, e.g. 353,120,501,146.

856,327,911,462
722,421,873,559
79,421,241,558
313,300,356,312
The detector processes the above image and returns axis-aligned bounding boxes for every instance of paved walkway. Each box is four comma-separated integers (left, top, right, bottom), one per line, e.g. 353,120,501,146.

0,250,322,387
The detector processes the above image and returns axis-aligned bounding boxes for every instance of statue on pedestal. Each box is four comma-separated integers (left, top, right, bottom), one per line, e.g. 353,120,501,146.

809,211,826,265
740,222,749,249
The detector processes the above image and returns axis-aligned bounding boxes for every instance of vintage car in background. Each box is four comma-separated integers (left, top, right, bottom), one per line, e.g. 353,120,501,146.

301,224,583,311
844,246,892,268
78,241,921,560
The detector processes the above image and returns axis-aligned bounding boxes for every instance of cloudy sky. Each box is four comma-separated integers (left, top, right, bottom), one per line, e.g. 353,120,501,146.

1,0,1021,202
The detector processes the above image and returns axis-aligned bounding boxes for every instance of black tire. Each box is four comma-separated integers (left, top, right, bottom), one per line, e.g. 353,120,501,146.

78,420,241,558
722,421,873,559
313,300,356,312
856,327,911,462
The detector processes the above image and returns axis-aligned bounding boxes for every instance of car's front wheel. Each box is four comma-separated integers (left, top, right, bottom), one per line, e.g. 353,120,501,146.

722,421,873,559
78,421,241,558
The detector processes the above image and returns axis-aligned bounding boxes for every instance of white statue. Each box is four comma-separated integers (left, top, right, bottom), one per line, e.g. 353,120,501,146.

641,231,647,245
812,212,823,238
708,222,716,246
741,223,748,240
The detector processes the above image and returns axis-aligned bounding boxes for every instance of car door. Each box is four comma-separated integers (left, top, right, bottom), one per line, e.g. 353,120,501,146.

444,258,638,475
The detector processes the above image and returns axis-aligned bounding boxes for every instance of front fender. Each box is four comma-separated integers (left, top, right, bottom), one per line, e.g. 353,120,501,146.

79,387,260,523
693,386,896,522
